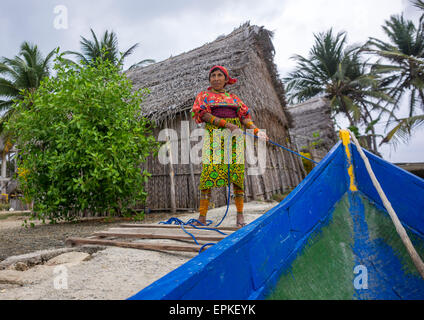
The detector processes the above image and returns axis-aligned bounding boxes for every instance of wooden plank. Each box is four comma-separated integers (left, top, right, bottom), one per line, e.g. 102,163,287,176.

93,231,225,242
145,208,195,212
119,223,239,231
106,227,233,237
107,227,234,236
65,237,202,253
94,229,227,242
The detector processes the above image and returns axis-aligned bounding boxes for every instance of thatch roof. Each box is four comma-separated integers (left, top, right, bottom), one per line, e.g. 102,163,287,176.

287,97,338,154
126,22,291,129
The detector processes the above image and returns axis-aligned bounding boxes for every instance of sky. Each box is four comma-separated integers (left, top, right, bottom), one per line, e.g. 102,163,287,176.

0,0,422,163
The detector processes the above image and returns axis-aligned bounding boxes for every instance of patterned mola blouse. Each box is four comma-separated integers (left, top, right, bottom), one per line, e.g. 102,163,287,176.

191,89,252,124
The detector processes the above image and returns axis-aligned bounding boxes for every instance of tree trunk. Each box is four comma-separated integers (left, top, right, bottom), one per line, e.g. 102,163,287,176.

339,98,355,127
1,152,6,194
361,104,379,155
418,89,424,111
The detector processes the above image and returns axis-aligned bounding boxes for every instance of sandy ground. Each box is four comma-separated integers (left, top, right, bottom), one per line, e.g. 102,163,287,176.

0,200,278,300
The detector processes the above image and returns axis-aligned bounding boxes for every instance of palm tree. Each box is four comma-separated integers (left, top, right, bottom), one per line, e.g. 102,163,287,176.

65,28,154,69
365,14,424,145
0,41,56,193
284,29,392,153
0,42,56,117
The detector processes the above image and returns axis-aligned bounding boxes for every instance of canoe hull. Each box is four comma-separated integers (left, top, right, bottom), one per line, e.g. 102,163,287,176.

129,139,424,300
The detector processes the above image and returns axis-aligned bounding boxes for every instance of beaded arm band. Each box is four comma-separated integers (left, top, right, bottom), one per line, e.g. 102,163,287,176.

207,115,227,128
245,120,260,135
210,116,217,125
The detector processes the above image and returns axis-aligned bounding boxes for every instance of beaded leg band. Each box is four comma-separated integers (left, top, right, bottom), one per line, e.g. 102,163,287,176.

233,185,244,214
199,189,212,217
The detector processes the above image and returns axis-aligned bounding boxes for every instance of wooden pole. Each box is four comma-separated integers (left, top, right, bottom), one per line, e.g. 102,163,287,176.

273,148,285,193
184,111,199,210
277,149,290,193
281,144,296,189
165,118,177,215
268,147,278,194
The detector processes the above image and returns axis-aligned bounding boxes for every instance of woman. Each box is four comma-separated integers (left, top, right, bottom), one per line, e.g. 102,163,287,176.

191,65,269,228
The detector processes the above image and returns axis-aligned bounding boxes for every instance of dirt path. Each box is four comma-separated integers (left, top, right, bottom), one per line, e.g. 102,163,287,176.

0,200,278,300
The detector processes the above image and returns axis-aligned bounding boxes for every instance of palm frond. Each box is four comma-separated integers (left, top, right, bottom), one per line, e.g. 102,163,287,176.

380,114,424,146
41,48,58,72
128,59,156,70
118,43,140,66
412,0,424,11
0,100,15,113
62,50,90,65
0,62,19,81
0,78,19,98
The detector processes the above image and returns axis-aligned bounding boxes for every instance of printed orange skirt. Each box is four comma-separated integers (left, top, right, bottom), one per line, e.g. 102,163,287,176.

199,118,245,191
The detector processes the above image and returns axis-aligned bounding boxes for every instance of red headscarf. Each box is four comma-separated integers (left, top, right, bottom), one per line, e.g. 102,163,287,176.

208,65,237,88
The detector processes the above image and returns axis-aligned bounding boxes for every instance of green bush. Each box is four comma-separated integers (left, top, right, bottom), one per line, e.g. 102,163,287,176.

6,54,160,224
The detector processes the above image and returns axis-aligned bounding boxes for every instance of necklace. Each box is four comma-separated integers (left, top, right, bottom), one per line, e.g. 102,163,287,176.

211,88,226,94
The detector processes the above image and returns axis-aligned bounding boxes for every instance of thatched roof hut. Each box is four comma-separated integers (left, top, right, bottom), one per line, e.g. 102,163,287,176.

127,22,293,134
126,22,305,214
287,97,338,162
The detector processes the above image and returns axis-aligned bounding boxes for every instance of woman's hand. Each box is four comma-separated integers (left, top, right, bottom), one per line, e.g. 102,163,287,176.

257,130,270,142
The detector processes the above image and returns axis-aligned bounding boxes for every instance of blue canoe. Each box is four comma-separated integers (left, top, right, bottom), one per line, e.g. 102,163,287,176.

129,131,424,300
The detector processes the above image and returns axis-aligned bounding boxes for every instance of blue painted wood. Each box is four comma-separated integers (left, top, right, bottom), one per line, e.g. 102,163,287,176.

351,145,424,237
128,140,424,300
349,191,424,300
128,141,348,300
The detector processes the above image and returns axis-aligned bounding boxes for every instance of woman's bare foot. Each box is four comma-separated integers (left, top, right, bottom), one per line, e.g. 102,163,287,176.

236,213,247,229
192,215,207,226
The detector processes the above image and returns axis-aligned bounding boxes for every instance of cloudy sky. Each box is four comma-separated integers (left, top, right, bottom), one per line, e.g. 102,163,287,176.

1,0,422,163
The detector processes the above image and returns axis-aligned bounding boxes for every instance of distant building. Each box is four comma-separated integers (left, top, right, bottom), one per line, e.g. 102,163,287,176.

287,97,338,162
396,163,424,179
